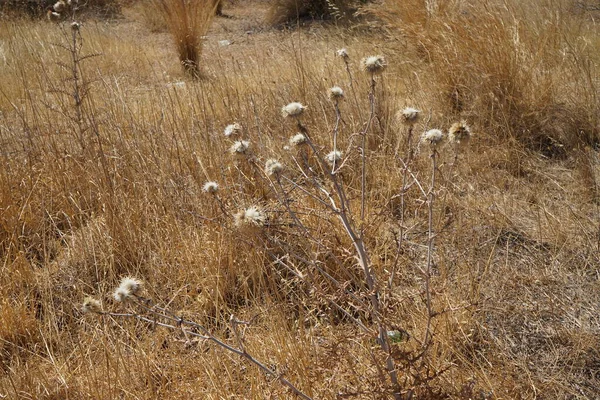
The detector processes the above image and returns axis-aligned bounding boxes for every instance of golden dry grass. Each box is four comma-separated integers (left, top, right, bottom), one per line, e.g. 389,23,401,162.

0,0,599,398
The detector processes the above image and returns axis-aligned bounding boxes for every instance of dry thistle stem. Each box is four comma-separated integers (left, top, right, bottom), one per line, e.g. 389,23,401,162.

328,86,344,101
203,181,219,194
448,121,472,145
399,107,420,125
224,123,242,137
230,140,250,155
421,129,445,149
281,102,306,118
265,159,283,177
234,206,266,227
289,133,307,146
361,55,386,75
81,297,102,314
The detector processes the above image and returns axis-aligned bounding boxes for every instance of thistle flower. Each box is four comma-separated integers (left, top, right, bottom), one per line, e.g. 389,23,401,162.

281,102,306,118
328,86,344,101
53,0,66,12
203,181,219,194
224,123,242,137
119,277,142,296
361,55,386,75
289,133,307,146
113,287,130,302
234,206,266,227
81,297,102,314
230,140,250,155
421,129,445,149
326,150,342,165
265,159,283,177
71,21,80,31
336,48,349,59
448,121,472,145
399,107,420,125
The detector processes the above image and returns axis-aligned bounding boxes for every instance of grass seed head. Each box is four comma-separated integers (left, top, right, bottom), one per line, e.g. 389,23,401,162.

361,55,386,75
281,102,306,118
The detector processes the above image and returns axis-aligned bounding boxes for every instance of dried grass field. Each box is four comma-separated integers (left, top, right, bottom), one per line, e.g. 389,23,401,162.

0,0,599,398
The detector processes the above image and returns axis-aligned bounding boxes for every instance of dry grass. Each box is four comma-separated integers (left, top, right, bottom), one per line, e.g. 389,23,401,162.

0,1,599,398
367,0,600,155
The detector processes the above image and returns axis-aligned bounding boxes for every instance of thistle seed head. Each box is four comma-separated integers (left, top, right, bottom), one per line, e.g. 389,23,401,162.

265,159,284,177
203,181,219,194
361,55,386,75
281,102,306,118
328,86,344,101
81,297,102,314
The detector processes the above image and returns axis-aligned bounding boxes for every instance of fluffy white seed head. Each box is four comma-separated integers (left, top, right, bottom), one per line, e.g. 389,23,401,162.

289,133,307,146
230,140,250,155
421,129,445,149
361,55,386,75
336,48,349,59
329,86,344,101
119,277,142,296
53,0,66,12
235,206,266,227
224,123,242,137
265,159,283,177
281,102,306,118
448,121,472,145
81,297,102,314
203,181,219,194
400,107,421,124
113,287,130,302
326,150,342,165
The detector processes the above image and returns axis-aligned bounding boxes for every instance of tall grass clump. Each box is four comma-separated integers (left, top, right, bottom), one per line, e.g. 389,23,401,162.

367,0,600,155
154,0,216,77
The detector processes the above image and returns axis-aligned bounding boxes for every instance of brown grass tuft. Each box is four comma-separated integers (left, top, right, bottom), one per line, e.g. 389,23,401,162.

153,0,217,77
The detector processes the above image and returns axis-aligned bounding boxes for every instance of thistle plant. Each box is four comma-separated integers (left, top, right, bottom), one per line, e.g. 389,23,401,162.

83,277,312,400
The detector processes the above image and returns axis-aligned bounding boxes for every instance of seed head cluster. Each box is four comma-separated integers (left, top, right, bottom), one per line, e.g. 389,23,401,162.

230,140,250,155
81,297,102,314
224,123,242,137
203,181,219,194
448,121,472,145
289,133,307,146
361,55,386,75
265,159,283,177
281,102,306,118
235,206,266,227
329,86,344,101
113,277,143,302
421,129,445,149
336,48,349,59
326,150,342,165
400,107,420,125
